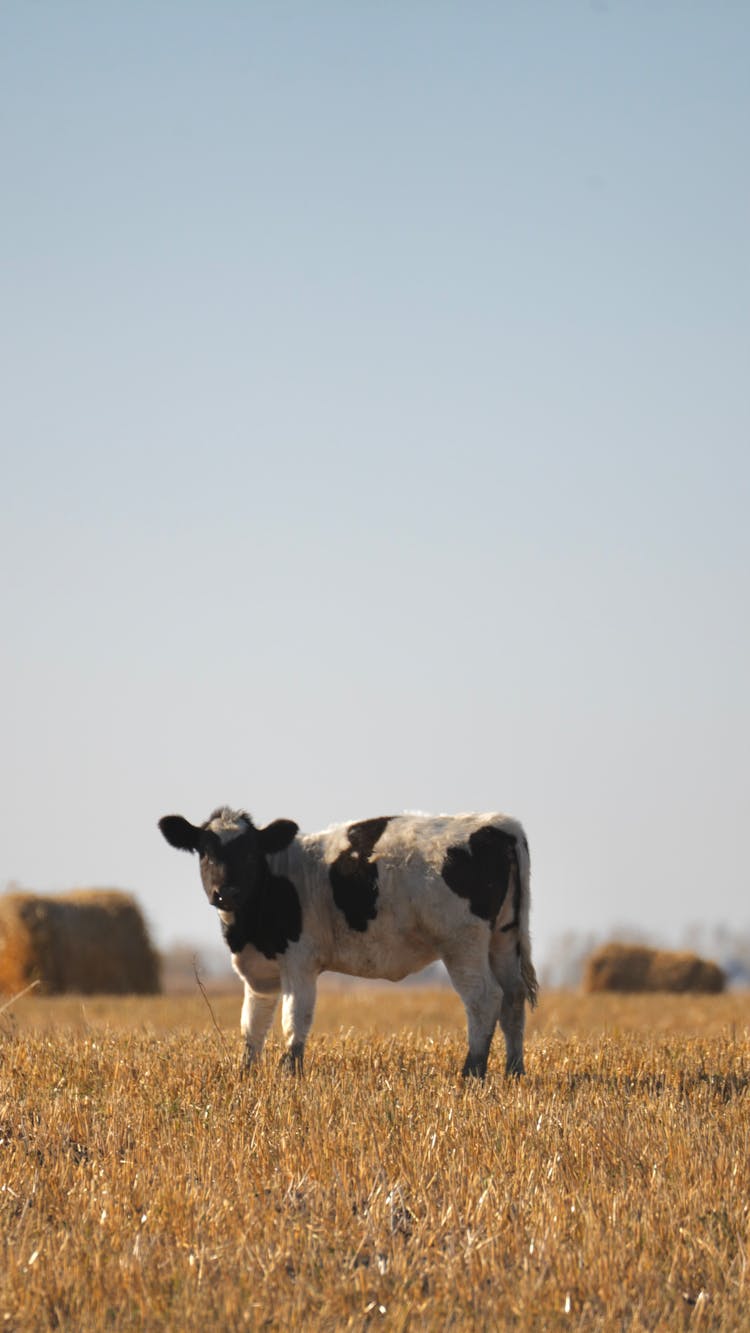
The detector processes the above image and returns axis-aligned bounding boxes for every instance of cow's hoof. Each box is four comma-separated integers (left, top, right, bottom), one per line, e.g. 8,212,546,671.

461,1055,488,1081
279,1044,304,1075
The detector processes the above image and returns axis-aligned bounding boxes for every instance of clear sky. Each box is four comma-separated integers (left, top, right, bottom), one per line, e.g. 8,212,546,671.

2,3,748,965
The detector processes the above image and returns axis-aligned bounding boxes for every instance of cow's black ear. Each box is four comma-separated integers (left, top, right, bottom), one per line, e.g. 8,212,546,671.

259,819,299,854
159,815,202,853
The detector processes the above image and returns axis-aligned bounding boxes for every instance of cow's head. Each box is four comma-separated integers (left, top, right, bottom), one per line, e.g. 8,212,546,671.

158,807,298,912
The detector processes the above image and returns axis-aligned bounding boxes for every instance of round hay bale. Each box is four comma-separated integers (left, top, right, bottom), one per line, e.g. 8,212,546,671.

0,890,161,995
583,942,725,994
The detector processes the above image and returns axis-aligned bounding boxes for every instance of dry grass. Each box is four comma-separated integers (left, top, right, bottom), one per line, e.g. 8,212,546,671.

1,987,749,1330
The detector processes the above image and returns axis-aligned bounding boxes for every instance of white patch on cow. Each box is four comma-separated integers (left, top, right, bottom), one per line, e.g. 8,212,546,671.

216,825,246,844
206,807,250,843
218,910,235,927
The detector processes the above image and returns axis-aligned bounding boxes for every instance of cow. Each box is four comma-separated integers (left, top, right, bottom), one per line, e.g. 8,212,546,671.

158,807,538,1078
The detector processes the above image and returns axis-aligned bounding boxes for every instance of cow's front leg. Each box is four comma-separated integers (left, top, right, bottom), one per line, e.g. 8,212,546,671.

240,983,279,1071
280,973,318,1074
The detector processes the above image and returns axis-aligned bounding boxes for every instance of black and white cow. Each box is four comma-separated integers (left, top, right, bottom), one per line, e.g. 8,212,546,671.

158,807,538,1078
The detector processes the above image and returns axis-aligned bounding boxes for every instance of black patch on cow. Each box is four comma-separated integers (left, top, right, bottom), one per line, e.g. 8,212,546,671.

441,825,517,927
329,817,392,932
222,870,302,960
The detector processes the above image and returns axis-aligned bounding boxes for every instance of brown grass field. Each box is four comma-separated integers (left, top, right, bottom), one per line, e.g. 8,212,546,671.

1,985,749,1330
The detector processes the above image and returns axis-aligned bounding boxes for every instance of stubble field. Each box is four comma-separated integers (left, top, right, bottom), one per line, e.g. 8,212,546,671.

1,985,749,1331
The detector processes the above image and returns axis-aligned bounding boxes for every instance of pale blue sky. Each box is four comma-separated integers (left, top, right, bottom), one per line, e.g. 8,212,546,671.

2,3,748,963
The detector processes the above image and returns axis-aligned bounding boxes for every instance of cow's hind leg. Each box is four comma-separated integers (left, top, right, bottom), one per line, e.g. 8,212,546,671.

443,943,503,1079
491,940,527,1076
498,990,526,1076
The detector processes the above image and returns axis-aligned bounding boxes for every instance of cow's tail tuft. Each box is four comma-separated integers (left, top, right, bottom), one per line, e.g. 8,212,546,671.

515,831,539,1008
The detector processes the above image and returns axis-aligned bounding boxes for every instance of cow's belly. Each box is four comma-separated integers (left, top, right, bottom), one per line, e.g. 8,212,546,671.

321,929,439,983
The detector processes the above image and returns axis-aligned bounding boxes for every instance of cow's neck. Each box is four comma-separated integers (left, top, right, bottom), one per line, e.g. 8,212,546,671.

220,863,301,960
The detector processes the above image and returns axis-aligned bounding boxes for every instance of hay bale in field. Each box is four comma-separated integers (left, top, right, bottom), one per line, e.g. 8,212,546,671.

583,942,725,994
0,890,161,995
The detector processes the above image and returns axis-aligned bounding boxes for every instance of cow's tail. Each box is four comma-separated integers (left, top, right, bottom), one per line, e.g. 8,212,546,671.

514,831,539,1008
